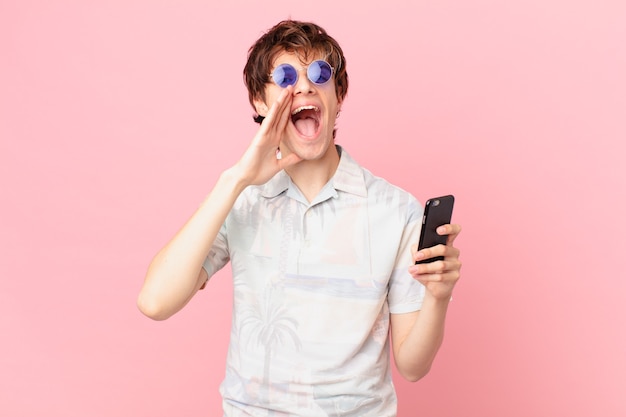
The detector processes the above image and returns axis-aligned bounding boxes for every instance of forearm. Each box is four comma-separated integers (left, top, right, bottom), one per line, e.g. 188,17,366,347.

137,168,247,320
394,294,451,381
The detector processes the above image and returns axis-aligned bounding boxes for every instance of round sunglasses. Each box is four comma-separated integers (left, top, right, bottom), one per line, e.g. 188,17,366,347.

270,60,334,88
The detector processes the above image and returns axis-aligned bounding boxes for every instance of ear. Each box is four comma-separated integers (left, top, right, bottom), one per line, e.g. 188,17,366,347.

253,97,269,117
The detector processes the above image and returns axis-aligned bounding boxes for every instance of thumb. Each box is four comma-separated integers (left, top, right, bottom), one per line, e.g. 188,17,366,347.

278,152,302,170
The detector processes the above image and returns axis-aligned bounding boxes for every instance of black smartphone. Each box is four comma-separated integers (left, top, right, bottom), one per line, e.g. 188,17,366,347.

415,195,455,264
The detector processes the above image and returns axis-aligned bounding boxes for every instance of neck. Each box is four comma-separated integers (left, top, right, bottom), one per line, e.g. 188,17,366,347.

285,145,340,203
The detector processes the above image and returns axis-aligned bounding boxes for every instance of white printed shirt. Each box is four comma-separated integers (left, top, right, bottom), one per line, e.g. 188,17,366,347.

203,146,425,417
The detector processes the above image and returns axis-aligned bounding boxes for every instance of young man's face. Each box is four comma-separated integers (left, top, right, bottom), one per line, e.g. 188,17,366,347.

254,50,342,163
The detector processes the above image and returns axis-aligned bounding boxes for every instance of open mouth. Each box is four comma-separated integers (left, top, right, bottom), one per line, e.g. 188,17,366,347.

291,105,320,137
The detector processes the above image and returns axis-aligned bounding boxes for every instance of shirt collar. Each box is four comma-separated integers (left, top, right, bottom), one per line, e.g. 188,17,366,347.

332,145,368,197
259,145,367,199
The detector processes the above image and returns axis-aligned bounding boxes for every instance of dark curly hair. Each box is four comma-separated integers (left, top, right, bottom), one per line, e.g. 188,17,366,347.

243,20,349,123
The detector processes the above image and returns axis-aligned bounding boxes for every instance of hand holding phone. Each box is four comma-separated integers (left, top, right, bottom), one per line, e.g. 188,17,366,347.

415,195,455,264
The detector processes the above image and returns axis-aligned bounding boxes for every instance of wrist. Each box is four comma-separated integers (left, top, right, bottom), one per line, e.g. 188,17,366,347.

220,166,251,194
422,291,453,309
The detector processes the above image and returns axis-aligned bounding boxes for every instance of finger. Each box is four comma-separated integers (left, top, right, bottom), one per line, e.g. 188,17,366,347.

446,225,461,246
277,151,302,170
436,223,461,236
274,88,293,130
410,259,462,279
263,87,293,131
409,260,462,281
416,269,461,287
413,244,446,263
414,241,459,262
436,223,462,246
251,94,292,156
414,256,460,273
443,245,460,260
411,259,446,275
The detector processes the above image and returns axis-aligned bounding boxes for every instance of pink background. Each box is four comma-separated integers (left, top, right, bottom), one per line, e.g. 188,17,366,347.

1,1,625,416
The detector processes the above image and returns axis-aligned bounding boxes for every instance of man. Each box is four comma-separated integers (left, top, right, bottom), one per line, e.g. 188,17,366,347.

138,20,462,416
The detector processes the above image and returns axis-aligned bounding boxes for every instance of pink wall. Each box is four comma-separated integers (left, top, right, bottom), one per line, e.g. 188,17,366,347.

2,1,625,416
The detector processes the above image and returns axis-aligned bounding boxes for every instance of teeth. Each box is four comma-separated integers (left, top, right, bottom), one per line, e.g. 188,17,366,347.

291,105,319,115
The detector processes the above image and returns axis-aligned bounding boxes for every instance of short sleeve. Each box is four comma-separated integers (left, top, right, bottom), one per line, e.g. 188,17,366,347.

388,197,425,314
202,221,230,279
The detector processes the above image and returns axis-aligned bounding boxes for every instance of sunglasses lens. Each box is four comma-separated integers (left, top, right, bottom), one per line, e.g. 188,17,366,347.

272,64,298,88
308,60,332,84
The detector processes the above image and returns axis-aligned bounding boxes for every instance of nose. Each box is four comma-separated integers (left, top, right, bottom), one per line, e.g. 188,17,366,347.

293,68,314,95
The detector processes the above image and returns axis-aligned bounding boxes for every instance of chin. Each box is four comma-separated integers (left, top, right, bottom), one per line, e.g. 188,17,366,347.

292,140,337,163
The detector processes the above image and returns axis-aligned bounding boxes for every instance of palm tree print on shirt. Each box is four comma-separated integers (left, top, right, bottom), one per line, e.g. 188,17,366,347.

238,284,302,403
